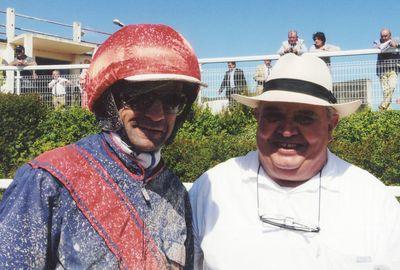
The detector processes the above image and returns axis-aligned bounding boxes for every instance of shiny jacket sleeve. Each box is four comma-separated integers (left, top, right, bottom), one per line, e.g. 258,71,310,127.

0,164,62,269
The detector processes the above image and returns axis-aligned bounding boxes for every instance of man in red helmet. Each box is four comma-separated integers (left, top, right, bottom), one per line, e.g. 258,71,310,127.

0,24,205,269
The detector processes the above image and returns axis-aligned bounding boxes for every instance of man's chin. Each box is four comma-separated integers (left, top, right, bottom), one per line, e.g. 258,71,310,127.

266,158,306,177
131,142,162,153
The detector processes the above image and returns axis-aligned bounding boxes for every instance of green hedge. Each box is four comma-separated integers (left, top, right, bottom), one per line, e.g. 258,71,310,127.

30,106,100,157
330,110,400,185
0,94,48,177
0,95,399,188
163,105,257,181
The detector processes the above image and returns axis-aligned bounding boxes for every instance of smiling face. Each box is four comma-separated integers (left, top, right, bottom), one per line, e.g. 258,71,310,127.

255,102,338,183
116,82,187,152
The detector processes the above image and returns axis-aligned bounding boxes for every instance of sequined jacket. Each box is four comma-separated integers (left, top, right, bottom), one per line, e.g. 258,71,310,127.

0,132,193,269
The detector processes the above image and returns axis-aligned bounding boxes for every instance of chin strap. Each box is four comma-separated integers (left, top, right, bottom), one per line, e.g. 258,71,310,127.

110,132,161,171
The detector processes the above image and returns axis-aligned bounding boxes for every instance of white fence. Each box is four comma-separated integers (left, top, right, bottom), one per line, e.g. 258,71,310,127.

197,49,400,112
1,49,400,111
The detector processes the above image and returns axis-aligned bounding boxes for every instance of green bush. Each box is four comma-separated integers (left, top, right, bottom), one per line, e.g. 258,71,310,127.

163,105,257,182
0,96,399,188
30,106,100,157
0,94,48,178
0,93,100,178
330,110,400,185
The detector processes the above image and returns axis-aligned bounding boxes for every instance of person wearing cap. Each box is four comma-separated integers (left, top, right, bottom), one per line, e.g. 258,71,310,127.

189,54,400,269
0,24,206,269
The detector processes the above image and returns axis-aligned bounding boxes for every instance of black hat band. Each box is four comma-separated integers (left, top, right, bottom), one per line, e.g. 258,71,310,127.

264,78,337,104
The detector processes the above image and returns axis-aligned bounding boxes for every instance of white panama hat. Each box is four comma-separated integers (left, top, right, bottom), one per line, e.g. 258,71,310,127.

232,53,361,117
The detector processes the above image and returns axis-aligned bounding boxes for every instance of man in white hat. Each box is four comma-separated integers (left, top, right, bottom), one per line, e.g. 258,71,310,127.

189,53,400,269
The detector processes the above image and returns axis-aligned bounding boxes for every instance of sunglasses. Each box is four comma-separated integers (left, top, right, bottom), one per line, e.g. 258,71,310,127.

121,90,188,116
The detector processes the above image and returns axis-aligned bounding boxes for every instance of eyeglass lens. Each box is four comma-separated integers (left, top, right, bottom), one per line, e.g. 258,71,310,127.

123,91,188,115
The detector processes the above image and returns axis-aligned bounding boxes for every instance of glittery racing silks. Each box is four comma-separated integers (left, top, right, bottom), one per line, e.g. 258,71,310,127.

85,24,205,111
0,132,193,269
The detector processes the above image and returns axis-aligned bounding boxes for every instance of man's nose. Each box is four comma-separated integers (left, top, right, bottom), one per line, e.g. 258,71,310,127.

277,119,299,137
145,99,166,121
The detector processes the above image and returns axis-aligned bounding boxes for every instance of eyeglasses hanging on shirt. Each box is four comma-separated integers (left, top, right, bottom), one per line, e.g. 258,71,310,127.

256,163,322,233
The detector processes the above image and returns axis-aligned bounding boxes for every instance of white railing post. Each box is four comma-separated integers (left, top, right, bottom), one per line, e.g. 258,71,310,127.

197,64,203,106
73,22,82,42
5,8,17,94
6,8,15,40
15,70,21,95
24,34,34,57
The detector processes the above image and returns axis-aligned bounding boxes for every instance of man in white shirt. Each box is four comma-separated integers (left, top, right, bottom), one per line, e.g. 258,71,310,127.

190,53,400,270
48,69,70,108
278,30,307,56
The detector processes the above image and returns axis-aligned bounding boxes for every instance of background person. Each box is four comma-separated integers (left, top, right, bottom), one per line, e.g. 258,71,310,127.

309,31,340,64
79,58,91,108
190,53,400,269
278,30,307,56
8,45,37,93
253,58,272,95
48,69,71,108
373,28,400,111
0,54,7,90
0,24,206,269
218,61,247,107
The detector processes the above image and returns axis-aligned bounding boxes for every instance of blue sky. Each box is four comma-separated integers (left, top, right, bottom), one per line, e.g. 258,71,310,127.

1,0,400,58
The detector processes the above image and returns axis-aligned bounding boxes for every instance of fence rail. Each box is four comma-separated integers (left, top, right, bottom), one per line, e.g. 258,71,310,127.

1,49,400,111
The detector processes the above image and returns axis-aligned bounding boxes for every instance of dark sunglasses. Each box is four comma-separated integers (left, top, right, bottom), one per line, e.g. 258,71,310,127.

121,91,188,115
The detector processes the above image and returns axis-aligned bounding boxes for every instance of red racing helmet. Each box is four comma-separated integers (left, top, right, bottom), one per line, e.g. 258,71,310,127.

85,24,206,111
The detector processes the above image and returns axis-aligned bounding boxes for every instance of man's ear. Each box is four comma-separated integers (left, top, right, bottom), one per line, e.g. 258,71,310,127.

253,108,259,120
328,113,339,132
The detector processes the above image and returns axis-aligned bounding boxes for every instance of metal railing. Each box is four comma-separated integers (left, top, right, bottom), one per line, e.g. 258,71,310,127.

2,49,399,111
1,8,111,43
0,64,89,107
197,49,400,112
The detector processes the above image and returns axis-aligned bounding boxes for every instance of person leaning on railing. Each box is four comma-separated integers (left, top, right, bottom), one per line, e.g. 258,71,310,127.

8,45,38,94
373,28,400,111
278,30,308,56
309,31,340,65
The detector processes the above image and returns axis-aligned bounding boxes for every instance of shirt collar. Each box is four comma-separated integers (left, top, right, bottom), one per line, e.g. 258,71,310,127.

103,131,161,173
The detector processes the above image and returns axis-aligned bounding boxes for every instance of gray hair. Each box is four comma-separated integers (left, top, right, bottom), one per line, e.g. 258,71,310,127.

326,106,338,120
